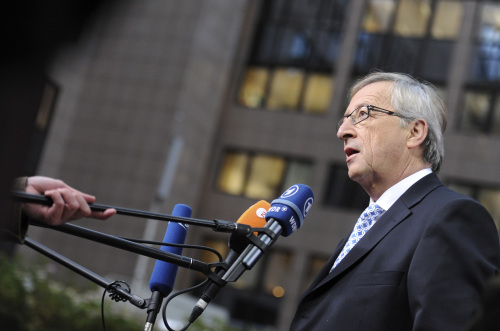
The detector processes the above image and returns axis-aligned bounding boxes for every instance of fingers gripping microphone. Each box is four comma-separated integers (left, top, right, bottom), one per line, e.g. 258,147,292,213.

145,204,191,331
223,184,314,282
188,200,270,324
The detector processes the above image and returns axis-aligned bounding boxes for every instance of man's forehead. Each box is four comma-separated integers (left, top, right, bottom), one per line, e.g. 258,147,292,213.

349,82,392,108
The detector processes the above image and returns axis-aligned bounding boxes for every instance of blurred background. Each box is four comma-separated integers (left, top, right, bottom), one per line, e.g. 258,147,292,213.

2,0,500,330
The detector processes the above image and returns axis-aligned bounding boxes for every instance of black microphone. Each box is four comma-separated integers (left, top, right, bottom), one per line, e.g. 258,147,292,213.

190,184,314,323
188,200,270,324
145,204,191,331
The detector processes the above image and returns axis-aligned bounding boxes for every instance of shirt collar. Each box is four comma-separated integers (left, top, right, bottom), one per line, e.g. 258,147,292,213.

370,168,432,211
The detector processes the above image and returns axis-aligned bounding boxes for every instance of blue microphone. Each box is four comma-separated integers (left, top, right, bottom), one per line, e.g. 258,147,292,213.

265,184,314,236
223,184,314,282
145,204,191,331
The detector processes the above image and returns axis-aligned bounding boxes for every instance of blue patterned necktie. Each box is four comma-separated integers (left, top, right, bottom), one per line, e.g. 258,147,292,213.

331,204,385,271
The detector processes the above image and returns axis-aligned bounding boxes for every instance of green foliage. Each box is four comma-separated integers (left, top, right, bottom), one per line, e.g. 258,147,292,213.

0,255,143,331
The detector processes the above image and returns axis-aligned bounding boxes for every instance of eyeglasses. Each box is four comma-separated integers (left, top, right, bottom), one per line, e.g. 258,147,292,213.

337,104,408,132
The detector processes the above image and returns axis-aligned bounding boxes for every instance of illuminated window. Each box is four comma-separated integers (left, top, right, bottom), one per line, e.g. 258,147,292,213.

217,150,313,200
431,1,463,39
393,0,431,38
245,154,286,200
459,89,500,134
266,68,305,111
239,67,334,114
355,0,463,82
238,67,269,108
238,0,348,113
460,90,491,132
216,152,249,196
303,74,334,114
362,0,395,33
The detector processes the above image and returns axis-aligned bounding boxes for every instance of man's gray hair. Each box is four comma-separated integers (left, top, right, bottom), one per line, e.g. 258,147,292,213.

349,71,447,172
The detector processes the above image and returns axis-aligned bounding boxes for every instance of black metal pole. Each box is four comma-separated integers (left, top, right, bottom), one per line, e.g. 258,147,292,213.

23,237,147,308
11,191,251,235
30,221,211,274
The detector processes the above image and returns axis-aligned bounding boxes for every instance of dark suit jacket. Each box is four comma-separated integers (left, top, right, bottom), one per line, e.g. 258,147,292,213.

291,173,500,331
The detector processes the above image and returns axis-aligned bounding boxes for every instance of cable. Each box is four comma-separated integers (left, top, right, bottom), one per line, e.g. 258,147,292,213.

161,260,226,330
162,279,210,331
101,280,130,331
96,238,225,331
120,237,224,262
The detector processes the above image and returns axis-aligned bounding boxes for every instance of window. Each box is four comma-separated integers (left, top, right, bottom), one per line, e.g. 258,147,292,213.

323,164,369,211
468,2,500,82
217,150,313,200
459,89,500,134
354,0,463,83
448,181,500,231
462,2,500,135
238,0,348,113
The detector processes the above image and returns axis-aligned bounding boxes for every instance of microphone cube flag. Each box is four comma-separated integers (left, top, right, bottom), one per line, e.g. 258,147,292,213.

266,184,314,237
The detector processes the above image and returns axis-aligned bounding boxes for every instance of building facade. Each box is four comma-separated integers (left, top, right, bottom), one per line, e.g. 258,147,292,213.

18,1,500,330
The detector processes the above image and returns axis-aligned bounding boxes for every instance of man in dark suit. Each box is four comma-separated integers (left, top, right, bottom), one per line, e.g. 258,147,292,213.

290,72,500,330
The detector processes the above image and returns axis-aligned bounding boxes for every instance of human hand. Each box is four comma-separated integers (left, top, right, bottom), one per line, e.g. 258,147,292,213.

23,176,116,225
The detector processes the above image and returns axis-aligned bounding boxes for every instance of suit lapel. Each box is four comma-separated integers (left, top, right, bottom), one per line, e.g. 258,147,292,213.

301,173,443,299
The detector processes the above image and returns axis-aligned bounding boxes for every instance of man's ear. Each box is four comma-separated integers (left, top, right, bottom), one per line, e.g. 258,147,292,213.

407,119,428,149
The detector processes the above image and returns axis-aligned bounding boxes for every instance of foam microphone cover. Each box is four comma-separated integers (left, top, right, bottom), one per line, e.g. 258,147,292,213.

149,204,191,297
228,200,270,253
265,184,314,237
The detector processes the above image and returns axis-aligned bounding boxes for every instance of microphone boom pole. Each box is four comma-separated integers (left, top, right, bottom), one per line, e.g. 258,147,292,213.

24,236,147,308
30,221,211,274
11,191,252,235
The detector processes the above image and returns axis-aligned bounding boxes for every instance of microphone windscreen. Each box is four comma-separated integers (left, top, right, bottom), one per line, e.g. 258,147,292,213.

149,204,191,297
266,184,314,237
229,200,270,253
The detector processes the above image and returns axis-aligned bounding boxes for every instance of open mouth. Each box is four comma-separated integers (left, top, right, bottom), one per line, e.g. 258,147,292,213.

345,147,359,157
